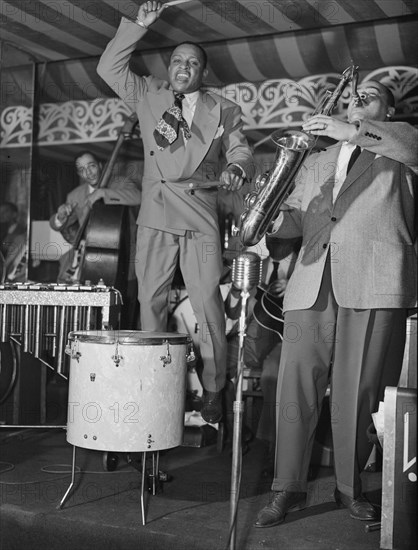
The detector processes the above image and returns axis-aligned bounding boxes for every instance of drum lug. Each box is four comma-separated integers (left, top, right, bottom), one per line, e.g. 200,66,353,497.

66,340,81,362
187,341,196,363
160,340,172,367
112,342,123,367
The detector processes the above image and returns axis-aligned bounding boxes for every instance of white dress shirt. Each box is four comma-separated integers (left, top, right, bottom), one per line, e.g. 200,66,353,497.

182,91,199,130
333,142,359,203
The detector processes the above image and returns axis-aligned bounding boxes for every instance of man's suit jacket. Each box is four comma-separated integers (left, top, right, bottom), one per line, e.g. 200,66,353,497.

272,119,418,311
97,18,255,237
49,179,141,236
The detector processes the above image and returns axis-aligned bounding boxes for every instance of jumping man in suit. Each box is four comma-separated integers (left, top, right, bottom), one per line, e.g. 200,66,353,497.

97,1,255,423
254,81,417,527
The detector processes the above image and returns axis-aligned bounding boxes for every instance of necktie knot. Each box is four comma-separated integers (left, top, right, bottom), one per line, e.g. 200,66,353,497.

174,93,185,106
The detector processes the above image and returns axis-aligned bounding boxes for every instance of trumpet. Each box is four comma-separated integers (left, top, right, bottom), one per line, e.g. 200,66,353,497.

239,64,359,247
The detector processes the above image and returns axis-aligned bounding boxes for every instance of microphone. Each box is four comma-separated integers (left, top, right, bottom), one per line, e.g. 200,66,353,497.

231,252,262,292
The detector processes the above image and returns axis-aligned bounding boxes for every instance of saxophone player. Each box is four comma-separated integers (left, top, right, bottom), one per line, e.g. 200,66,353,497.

254,81,418,528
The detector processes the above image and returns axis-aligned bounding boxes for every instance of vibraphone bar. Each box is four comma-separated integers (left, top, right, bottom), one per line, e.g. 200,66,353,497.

0,282,121,378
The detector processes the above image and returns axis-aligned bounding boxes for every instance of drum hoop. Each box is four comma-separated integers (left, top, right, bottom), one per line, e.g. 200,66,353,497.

68,330,190,345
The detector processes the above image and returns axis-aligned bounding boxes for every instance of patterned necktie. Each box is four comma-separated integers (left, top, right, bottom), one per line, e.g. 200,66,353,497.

346,145,361,175
153,93,191,150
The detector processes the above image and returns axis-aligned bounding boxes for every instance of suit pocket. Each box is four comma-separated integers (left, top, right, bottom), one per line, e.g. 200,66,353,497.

373,240,417,296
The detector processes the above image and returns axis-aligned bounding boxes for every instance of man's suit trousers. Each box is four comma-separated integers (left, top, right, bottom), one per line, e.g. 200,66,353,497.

271,258,407,497
135,226,227,392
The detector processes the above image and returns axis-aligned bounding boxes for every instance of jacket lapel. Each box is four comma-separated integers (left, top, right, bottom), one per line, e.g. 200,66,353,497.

336,149,376,201
311,146,340,209
181,92,220,178
149,89,174,122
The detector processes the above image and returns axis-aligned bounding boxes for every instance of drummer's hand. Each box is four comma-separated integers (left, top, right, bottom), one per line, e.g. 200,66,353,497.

86,189,104,208
137,1,166,27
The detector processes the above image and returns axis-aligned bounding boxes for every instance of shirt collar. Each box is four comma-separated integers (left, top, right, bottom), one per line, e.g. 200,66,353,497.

182,90,200,107
341,141,359,150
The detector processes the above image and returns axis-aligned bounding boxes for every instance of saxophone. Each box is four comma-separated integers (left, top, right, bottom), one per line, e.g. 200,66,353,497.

239,65,359,247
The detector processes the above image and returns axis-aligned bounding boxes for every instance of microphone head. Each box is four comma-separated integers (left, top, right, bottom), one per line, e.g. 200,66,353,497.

231,252,262,291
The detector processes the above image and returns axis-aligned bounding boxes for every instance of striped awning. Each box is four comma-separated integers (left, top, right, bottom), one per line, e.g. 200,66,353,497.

1,0,417,104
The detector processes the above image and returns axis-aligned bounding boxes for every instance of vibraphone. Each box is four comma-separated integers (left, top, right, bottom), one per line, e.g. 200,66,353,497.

0,281,122,378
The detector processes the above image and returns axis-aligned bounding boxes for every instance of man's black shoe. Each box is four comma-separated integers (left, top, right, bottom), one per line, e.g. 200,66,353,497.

334,488,378,521
254,490,307,528
201,390,222,424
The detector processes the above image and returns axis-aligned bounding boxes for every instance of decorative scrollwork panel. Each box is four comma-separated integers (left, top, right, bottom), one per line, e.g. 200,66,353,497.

208,73,352,130
39,99,134,143
1,67,417,149
0,106,33,146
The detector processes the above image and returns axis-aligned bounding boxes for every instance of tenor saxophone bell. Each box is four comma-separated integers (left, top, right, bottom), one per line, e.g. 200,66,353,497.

239,64,358,247
240,130,315,246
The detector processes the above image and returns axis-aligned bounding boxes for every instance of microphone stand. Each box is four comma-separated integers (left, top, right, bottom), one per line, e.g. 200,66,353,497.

228,287,250,550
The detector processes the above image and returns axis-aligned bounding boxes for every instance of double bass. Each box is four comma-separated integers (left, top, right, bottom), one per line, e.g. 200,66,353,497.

70,113,139,289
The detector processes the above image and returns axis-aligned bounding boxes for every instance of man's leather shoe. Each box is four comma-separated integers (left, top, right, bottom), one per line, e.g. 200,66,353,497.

254,491,307,528
201,391,222,424
334,488,378,521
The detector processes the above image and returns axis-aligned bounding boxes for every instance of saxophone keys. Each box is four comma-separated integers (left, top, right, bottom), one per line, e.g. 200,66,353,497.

246,193,259,207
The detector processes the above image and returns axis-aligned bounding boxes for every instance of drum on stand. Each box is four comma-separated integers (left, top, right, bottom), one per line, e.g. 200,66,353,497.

66,330,190,452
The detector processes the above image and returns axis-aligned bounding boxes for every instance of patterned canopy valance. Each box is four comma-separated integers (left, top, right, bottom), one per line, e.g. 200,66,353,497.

1,66,417,159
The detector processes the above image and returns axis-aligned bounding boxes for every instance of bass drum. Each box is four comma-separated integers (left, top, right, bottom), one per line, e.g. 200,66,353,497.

168,284,235,398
